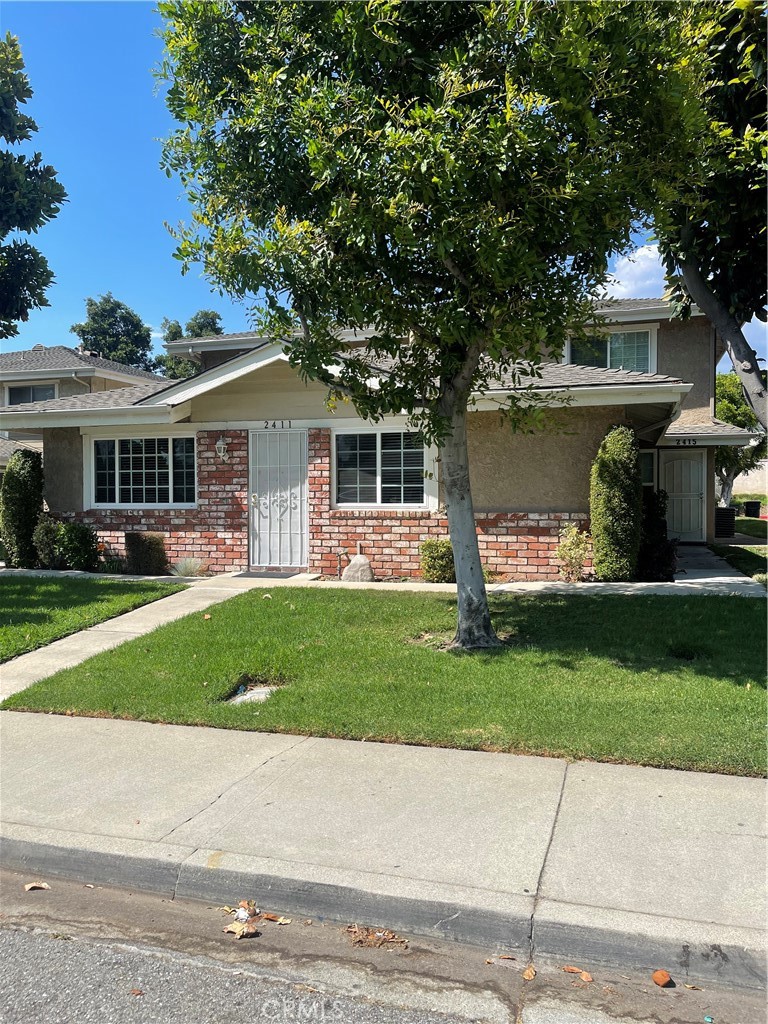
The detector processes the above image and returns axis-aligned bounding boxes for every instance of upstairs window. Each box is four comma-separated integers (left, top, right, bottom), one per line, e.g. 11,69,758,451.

7,384,56,405
570,330,652,373
335,431,425,506
93,437,196,506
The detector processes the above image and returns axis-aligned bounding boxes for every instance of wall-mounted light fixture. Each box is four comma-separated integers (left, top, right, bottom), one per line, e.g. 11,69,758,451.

214,437,230,463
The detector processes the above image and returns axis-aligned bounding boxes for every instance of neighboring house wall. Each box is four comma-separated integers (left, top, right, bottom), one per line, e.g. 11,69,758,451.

657,319,714,423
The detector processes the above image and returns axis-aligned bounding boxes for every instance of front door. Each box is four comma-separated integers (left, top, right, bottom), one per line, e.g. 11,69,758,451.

659,449,706,542
249,430,308,568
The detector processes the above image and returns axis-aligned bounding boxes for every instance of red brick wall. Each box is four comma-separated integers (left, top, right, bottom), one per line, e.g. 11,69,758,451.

308,428,587,580
70,430,249,573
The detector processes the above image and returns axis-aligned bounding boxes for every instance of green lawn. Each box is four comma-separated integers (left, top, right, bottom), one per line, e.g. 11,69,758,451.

711,543,767,585
3,589,765,776
735,516,768,540
0,576,185,662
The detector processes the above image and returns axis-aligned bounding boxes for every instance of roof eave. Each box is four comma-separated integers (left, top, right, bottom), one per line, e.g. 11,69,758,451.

0,406,177,430
473,381,692,408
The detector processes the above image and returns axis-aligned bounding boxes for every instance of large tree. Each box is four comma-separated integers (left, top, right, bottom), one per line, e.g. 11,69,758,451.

160,0,697,647
0,33,66,339
70,292,154,371
656,0,767,427
154,309,223,378
714,372,766,506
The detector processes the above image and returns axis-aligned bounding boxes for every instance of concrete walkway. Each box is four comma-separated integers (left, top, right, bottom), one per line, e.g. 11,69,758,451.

0,712,764,990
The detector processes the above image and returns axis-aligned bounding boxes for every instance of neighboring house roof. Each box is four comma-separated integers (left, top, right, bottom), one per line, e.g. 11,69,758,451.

0,381,169,414
0,345,162,382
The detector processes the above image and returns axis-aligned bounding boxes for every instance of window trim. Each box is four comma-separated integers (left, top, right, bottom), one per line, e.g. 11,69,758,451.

563,323,658,374
87,434,198,510
638,450,657,489
5,381,59,406
331,427,438,510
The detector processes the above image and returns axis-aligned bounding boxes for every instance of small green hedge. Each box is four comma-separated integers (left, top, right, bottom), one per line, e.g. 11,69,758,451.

0,449,44,567
125,532,168,575
420,538,456,583
590,426,642,582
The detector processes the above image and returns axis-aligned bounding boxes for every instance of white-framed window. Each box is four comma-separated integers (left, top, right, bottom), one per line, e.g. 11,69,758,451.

639,450,657,489
7,383,57,405
567,327,656,373
92,436,196,507
334,430,426,507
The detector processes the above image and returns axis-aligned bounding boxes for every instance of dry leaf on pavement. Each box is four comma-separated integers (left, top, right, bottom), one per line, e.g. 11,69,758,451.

562,965,582,974
129,989,143,997
683,983,702,990
580,972,593,983
522,965,536,981
346,924,408,950
261,912,292,925
24,881,51,892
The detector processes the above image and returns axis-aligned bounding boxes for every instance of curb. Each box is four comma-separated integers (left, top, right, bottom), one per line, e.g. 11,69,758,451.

2,822,765,991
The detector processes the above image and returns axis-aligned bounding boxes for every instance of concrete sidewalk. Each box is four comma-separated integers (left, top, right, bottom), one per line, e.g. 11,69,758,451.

1,713,764,990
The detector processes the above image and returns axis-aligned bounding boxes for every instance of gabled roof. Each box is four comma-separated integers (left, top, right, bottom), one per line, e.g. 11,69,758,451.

660,419,762,446
0,345,162,382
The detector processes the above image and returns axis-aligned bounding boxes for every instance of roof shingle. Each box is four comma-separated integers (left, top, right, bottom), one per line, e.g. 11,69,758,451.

0,345,162,381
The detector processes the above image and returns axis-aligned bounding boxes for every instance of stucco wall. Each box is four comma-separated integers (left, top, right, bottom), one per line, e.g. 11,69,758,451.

43,427,83,513
465,406,624,513
190,360,350,423
657,319,714,423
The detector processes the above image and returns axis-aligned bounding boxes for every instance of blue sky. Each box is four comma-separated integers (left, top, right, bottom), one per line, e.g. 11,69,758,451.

3,1,766,368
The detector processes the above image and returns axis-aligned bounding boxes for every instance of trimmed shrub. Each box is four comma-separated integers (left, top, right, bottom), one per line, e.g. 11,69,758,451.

420,538,455,583
637,489,677,582
58,522,99,572
556,524,591,582
589,426,642,582
0,449,44,567
125,532,168,575
33,515,64,569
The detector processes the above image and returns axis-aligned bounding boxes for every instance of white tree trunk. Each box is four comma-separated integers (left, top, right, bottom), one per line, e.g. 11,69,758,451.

439,400,500,649
716,468,737,508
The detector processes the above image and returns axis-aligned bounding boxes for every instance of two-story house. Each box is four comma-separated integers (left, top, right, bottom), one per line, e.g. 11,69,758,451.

0,345,162,478
0,301,756,578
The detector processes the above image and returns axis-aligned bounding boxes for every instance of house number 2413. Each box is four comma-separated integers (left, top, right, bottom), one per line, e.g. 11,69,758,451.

262,420,292,429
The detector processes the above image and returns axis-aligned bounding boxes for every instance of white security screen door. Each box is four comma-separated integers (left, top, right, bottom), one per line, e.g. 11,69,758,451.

659,449,706,542
249,430,308,567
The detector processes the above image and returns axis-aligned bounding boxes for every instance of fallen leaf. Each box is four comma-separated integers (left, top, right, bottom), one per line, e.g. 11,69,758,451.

240,919,261,938
562,965,582,974
485,959,493,965
262,593,272,600
346,924,407,950
683,983,702,990
303,919,313,926
203,613,212,620
652,969,672,987
130,989,143,997
24,882,51,892
522,965,536,981
217,905,235,915
84,884,95,889
223,921,247,938
580,972,593,983
261,912,291,925
498,954,516,960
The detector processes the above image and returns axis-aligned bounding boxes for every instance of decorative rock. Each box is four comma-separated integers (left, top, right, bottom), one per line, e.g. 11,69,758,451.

342,554,375,582
651,970,672,988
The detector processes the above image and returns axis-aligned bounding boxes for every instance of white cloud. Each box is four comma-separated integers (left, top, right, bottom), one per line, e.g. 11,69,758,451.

149,327,164,340
605,244,665,300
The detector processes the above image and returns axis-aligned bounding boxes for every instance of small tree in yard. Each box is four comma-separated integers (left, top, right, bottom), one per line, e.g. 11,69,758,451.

714,372,767,506
0,448,44,567
160,0,698,647
590,427,642,582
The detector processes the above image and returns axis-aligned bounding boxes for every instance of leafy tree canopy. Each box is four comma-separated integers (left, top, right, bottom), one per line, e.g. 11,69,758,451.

714,371,767,504
69,292,154,371
159,0,700,646
656,0,767,426
0,33,66,339
154,308,223,378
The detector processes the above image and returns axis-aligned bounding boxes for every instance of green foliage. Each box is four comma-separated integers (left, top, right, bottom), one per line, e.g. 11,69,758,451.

715,373,766,483
556,524,591,583
658,2,766,331
0,448,43,566
637,489,678,583
32,514,63,569
159,0,699,443
100,557,125,574
0,33,66,338
57,522,99,572
589,426,643,582
125,532,168,575
154,309,222,379
420,538,456,583
70,292,154,370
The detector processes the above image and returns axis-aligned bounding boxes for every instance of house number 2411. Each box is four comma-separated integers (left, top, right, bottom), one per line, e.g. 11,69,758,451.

262,420,292,429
